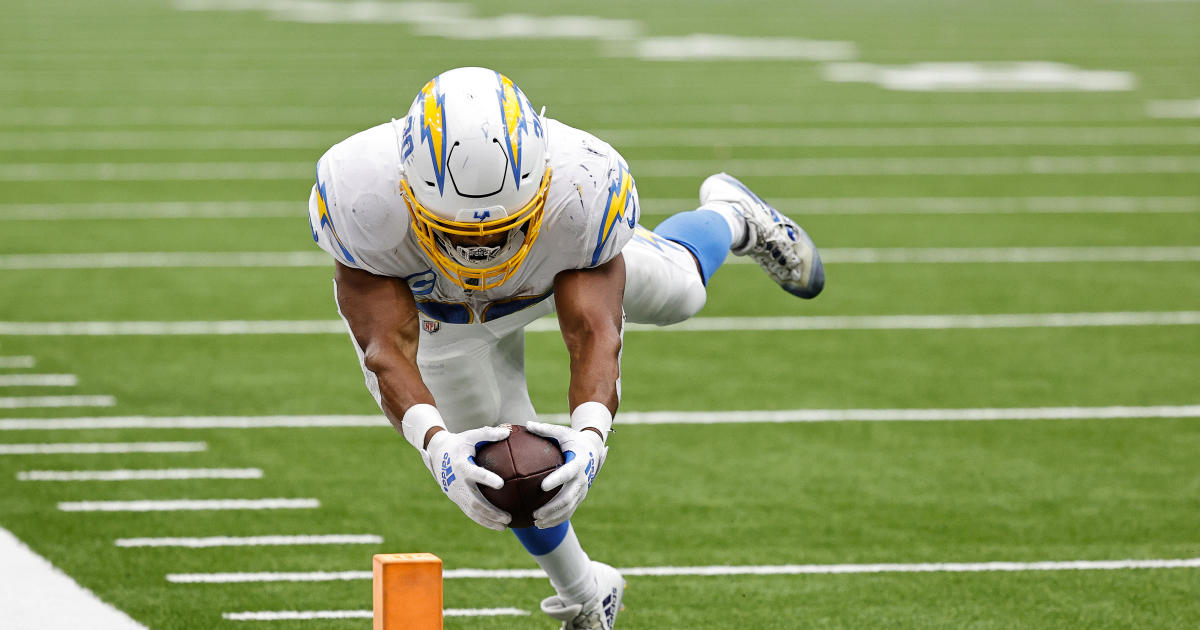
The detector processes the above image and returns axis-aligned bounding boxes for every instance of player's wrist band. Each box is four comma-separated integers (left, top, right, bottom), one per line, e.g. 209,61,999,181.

401,403,446,451
570,401,612,443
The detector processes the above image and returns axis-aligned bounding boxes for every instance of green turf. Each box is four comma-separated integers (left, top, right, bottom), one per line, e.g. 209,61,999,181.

2,0,1199,628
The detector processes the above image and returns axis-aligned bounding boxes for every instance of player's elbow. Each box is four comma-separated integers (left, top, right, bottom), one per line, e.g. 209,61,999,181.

362,344,406,378
562,315,623,360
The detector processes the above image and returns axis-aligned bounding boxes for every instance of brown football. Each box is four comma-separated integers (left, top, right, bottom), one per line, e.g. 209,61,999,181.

474,424,564,528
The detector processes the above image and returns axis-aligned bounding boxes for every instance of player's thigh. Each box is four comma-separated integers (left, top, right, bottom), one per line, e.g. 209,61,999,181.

622,227,707,325
416,322,537,431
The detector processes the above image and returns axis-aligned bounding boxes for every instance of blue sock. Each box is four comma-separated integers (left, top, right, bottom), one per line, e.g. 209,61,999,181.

512,521,570,555
652,209,733,285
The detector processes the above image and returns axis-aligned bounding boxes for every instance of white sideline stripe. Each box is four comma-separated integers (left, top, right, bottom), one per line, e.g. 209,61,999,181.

19,468,261,481
4,197,1198,222
0,311,1198,341
0,395,115,409
0,526,149,630
116,534,380,548
641,196,1200,215
599,126,1200,147
58,498,320,512
7,405,1200,434
0,201,298,221
170,558,1200,585
221,608,529,621
4,246,1200,271
0,355,36,368
0,442,206,455
635,156,1200,177
4,156,1200,181
0,373,78,387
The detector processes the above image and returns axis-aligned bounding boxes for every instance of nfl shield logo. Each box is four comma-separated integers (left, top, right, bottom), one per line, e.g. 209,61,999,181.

423,320,441,334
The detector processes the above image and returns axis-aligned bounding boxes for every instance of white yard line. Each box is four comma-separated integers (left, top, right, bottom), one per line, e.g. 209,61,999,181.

0,130,340,150
1148,99,1200,118
1,311,1198,339
611,405,1200,425
171,570,372,583
18,468,262,481
0,251,330,269
0,103,1146,125
0,201,298,221
3,197,1197,221
0,442,207,455
222,608,529,621
116,534,381,548
634,156,1200,177
1,415,384,430
8,127,1198,151
764,246,1200,264
58,498,320,512
597,126,1200,146
169,557,1200,585
4,156,1200,181
0,162,311,181
0,320,344,335
3,246,1199,271
0,526,149,630
5,405,1199,433
0,374,78,387
0,395,115,409
621,311,1200,331
0,355,37,368
640,196,1200,215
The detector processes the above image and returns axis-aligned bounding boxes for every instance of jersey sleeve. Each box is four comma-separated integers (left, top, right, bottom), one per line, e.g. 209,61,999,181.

307,187,355,270
579,153,640,269
307,125,419,277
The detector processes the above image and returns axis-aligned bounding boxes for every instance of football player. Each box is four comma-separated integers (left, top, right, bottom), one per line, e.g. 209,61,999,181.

308,66,823,629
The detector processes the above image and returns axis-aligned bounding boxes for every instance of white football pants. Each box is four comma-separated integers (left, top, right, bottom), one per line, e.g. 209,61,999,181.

345,227,709,432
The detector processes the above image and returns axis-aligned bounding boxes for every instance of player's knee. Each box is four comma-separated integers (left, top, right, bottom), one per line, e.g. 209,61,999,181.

655,276,707,325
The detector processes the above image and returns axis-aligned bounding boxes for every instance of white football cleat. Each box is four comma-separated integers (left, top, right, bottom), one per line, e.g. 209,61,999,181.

700,172,825,298
540,561,625,629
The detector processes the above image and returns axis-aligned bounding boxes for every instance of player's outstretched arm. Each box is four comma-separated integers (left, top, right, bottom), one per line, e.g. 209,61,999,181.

333,261,434,429
334,262,511,530
525,255,625,528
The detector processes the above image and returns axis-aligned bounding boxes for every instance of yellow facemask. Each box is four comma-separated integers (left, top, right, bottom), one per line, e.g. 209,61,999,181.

402,167,552,291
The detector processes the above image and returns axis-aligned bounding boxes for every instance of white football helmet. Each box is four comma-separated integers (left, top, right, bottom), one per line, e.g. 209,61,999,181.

395,67,551,290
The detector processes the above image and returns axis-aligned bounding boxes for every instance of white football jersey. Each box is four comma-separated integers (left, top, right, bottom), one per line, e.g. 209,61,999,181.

308,118,640,325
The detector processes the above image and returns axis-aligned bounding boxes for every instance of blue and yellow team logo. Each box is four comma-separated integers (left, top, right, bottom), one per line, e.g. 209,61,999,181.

418,77,449,194
496,72,540,190
313,161,356,264
590,160,638,266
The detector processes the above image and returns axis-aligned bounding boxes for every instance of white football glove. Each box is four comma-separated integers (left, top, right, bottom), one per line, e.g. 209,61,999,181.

402,404,512,531
525,402,613,529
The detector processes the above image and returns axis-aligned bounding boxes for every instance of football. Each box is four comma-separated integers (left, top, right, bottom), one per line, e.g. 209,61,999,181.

475,424,564,528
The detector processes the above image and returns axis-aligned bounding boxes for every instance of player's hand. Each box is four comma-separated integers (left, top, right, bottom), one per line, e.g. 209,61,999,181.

420,425,513,531
525,420,609,529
